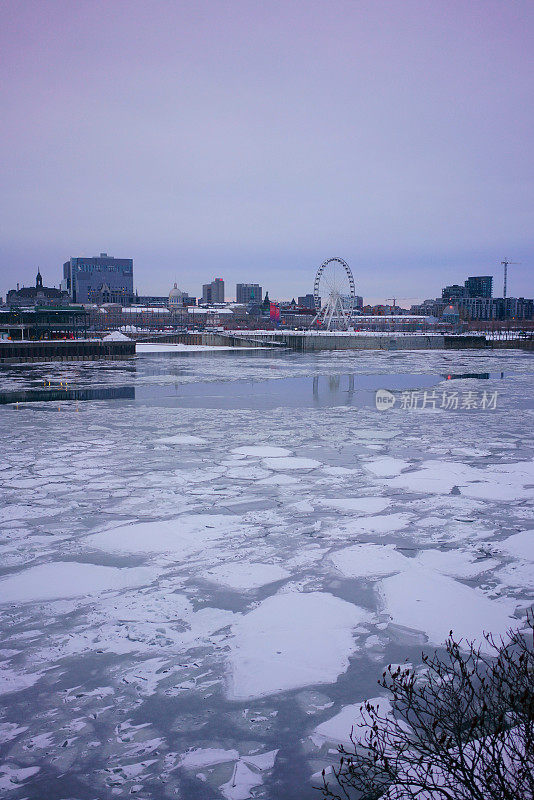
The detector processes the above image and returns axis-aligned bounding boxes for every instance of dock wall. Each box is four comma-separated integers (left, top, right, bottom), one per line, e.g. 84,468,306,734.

0,340,136,363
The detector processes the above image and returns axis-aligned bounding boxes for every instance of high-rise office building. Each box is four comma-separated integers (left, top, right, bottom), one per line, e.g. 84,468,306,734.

442,284,467,302
63,253,134,304
465,276,493,298
236,283,262,304
298,294,316,309
202,278,225,303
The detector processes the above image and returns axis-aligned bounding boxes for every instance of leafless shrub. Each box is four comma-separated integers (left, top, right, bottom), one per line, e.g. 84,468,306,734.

319,610,534,800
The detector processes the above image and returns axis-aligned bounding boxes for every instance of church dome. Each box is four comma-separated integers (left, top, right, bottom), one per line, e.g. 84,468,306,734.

169,282,184,306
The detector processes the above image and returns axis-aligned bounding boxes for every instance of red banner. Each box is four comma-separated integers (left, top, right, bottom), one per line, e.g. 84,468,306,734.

270,302,280,322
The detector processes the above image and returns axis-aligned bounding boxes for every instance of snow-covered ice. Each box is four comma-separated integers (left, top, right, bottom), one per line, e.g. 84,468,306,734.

0,348,532,800
262,456,321,470
378,567,517,647
497,530,533,561
202,561,290,590
226,591,371,700
413,548,499,578
86,514,251,556
311,696,393,747
363,457,412,477
330,543,411,578
339,512,413,534
157,434,206,445
232,445,291,457
317,496,390,514
0,562,154,603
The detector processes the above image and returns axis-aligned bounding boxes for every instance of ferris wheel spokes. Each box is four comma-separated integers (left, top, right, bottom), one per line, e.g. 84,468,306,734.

312,257,356,331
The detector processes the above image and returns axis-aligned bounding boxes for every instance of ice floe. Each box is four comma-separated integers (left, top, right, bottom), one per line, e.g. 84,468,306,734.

311,696,392,748
363,457,412,477
157,434,206,445
225,591,371,700
497,530,533,561
413,548,499,578
232,446,291,457
0,562,154,604
202,561,290,590
179,747,240,768
378,567,516,647
262,457,321,470
86,514,251,556
340,513,413,535
317,497,390,514
0,764,40,793
330,544,411,578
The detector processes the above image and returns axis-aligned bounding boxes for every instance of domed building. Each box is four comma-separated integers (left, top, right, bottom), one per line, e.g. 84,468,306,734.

168,283,184,307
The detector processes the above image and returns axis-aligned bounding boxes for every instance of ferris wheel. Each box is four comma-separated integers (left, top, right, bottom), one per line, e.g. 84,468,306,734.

312,257,356,331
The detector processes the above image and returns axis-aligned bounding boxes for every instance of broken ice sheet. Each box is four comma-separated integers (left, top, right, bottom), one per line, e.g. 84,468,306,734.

225,591,371,700
157,434,206,445
310,696,393,749
1,350,532,800
178,746,279,800
413,548,499,578
85,514,257,557
231,445,291,457
316,496,390,514
363,457,412,477
201,561,290,590
262,456,321,470
377,567,517,649
0,562,155,604
330,543,411,578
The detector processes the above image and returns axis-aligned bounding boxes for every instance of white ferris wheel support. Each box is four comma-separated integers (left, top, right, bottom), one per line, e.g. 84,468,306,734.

311,257,356,331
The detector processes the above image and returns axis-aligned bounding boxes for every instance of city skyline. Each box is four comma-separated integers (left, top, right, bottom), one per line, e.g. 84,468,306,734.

1,1,533,302
2,253,529,308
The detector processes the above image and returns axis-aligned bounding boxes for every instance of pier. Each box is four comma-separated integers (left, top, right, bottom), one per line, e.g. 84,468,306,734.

0,339,135,363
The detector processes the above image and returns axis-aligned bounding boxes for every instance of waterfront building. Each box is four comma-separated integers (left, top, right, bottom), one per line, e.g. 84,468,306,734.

236,283,262,304
0,306,87,340
167,284,197,308
442,303,460,324
7,270,69,308
202,278,225,304
63,253,134,304
413,294,533,321
169,283,184,307
135,294,168,307
465,275,493,298
442,284,467,301
442,276,493,302
298,294,316,309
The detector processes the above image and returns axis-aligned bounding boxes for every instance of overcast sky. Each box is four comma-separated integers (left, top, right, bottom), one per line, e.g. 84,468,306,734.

1,0,533,304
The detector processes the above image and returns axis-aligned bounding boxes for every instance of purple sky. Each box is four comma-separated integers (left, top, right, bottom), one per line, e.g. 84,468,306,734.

1,0,533,304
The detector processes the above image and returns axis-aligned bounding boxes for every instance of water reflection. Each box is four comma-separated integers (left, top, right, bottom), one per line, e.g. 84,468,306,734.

0,386,135,405
441,372,505,380
0,371,506,408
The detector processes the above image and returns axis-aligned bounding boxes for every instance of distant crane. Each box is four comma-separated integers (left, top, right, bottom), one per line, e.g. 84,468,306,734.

386,297,409,316
501,259,520,299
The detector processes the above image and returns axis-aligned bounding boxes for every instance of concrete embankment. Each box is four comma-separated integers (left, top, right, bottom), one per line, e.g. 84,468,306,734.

137,331,533,351
209,333,492,351
0,339,135,363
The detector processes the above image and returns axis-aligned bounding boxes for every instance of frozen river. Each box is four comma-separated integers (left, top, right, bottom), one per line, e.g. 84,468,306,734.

0,348,533,799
